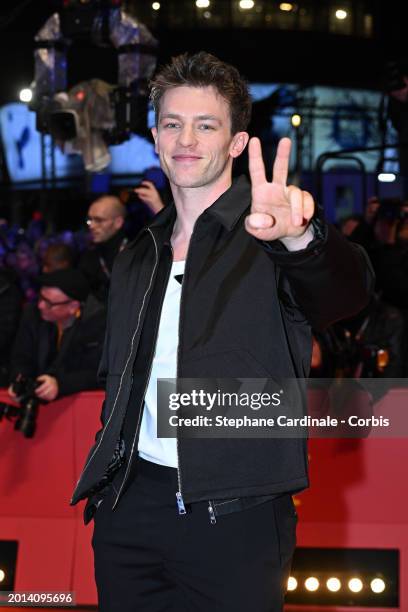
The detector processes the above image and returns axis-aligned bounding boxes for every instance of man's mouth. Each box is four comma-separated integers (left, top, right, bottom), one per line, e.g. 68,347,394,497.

172,155,202,162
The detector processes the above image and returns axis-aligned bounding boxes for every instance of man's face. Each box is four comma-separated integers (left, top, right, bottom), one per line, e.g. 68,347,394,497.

152,86,248,190
38,287,78,323
87,198,124,243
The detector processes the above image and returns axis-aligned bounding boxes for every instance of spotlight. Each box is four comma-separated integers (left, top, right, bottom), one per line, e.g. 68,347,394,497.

291,113,302,127
335,9,347,20
152,2,160,9
326,577,341,592
239,0,255,9
371,578,386,593
279,2,293,10
378,172,396,182
196,0,210,7
0,569,5,583
287,576,297,591
19,88,33,103
305,577,320,591
348,578,363,593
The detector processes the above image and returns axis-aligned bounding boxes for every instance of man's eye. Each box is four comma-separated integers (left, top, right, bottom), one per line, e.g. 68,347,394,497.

164,122,179,129
199,124,214,130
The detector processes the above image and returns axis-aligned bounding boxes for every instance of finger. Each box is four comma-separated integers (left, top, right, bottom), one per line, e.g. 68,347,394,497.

248,137,267,185
303,190,315,222
36,380,48,392
272,137,291,186
287,186,303,227
8,386,16,398
245,213,275,231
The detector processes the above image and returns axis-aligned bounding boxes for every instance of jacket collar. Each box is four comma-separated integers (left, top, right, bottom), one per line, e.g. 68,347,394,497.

147,175,251,236
205,175,251,231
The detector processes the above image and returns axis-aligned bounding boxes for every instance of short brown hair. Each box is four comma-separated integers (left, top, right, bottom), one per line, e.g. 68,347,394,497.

150,51,252,135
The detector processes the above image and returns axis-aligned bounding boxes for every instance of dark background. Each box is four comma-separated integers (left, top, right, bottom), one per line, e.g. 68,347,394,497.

1,0,408,104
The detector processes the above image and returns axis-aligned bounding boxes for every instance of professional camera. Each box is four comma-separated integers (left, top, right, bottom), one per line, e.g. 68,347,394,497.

10,375,41,438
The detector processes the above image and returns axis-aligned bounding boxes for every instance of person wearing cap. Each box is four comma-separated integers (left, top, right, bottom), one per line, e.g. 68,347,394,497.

9,269,106,402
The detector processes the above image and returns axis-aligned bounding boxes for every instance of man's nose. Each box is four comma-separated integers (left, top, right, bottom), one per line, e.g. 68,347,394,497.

177,125,197,147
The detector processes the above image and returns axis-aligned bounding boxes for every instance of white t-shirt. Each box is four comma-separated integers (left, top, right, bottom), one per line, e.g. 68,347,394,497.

138,260,185,467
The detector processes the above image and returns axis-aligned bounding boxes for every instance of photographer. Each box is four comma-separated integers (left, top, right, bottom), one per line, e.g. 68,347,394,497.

9,269,106,402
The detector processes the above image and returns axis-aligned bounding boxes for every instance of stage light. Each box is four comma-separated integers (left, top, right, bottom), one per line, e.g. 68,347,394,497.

305,577,319,591
378,172,396,182
287,576,297,591
0,569,5,582
279,2,293,10
371,578,386,593
326,577,341,592
19,88,33,103
196,0,210,7
335,9,347,20
152,2,160,10
239,0,255,9
291,114,302,127
348,578,363,593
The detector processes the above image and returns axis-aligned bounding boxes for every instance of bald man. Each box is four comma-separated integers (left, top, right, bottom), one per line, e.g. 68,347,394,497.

79,195,128,302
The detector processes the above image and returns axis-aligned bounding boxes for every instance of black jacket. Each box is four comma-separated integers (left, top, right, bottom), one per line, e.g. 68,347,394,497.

10,295,106,396
71,177,373,513
78,228,127,303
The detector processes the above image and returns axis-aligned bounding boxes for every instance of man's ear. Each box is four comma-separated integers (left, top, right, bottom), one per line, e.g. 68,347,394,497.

151,127,158,154
230,132,249,159
114,216,125,231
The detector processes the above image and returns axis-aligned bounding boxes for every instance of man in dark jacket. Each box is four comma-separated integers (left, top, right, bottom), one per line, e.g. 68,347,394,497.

71,53,373,612
9,269,106,401
78,195,127,302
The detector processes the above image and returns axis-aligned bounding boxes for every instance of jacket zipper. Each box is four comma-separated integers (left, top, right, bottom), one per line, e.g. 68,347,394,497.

112,230,172,509
174,230,196,516
208,500,217,524
71,229,160,501
174,223,217,524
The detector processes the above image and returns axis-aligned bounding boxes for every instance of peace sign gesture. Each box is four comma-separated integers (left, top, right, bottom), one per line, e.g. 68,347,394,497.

245,137,315,242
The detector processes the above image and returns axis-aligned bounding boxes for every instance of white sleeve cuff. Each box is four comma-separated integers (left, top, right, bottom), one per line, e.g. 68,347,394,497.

279,225,315,252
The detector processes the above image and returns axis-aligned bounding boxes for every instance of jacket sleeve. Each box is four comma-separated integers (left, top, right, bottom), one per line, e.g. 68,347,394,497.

55,369,104,396
261,218,375,331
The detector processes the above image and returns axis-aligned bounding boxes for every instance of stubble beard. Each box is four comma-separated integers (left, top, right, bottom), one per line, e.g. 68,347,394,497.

162,154,231,190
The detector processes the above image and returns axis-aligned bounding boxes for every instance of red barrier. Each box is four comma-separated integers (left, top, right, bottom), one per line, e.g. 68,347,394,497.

0,389,407,608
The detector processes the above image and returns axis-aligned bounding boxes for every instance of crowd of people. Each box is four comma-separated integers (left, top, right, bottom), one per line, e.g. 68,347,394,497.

312,195,408,379
0,166,407,402
0,181,166,396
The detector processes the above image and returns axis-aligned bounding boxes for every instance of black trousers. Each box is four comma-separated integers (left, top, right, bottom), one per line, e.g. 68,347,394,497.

92,458,297,612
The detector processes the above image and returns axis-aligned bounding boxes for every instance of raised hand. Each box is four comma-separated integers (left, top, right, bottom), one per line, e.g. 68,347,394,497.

245,137,315,242
134,181,165,214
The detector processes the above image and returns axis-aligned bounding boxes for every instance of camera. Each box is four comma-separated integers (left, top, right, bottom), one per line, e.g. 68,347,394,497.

11,375,41,438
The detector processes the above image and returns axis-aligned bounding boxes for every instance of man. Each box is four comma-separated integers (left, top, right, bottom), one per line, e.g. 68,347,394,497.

79,195,127,302
9,269,106,401
71,52,373,611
